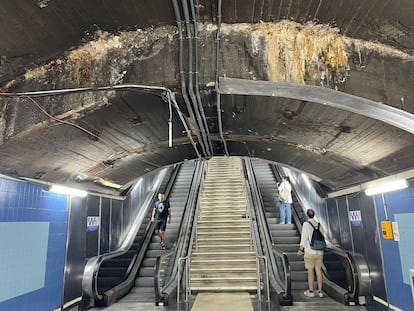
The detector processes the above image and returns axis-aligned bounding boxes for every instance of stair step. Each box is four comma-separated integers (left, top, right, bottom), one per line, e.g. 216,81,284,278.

203,188,244,192
199,210,247,215
192,251,255,256
197,219,249,224
191,275,257,281
191,267,256,272
197,236,251,245
194,243,253,249
198,212,248,216
191,258,256,264
273,237,300,243
200,202,247,207
197,231,251,236
190,285,257,291
197,223,250,229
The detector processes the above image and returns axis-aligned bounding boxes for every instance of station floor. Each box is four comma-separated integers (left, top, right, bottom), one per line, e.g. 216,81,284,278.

89,292,369,311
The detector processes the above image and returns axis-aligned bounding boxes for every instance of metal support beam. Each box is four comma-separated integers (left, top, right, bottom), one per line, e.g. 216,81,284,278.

219,77,414,135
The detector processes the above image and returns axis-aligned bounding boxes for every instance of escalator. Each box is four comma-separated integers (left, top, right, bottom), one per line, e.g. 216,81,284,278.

126,161,197,302
249,158,371,307
154,159,205,306
250,159,305,293
154,157,271,308
82,161,198,307
95,166,177,296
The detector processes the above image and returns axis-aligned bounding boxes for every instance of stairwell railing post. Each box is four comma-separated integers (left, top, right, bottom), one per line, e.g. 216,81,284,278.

186,258,191,301
177,257,182,304
256,257,261,300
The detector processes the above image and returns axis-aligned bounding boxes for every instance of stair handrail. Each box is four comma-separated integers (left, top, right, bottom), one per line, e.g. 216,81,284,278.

244,158,293,303
243,174,271,302
82,167,169,300
243,158,282,301
154,160,205,305
176,175,203,303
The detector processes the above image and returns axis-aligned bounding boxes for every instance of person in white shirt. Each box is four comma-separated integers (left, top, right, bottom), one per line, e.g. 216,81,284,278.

277,176,293,224
297,209,325,298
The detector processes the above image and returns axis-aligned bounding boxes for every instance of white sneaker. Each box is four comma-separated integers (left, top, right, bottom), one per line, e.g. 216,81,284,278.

304,290,315,297
318,291,324,297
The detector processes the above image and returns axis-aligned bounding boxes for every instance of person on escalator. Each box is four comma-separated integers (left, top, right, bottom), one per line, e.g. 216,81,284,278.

151,192,171,250
297,208,325,298
277,176,292,224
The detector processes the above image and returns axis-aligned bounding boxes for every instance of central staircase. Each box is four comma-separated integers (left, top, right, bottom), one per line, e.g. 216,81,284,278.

190,156,258,292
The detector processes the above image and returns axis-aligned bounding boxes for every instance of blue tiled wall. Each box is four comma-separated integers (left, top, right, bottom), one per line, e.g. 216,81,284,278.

374,182,414,311
0,177,68,311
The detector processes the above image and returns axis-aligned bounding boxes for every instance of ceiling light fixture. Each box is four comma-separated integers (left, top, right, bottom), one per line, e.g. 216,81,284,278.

364,179,408,196
49,185,88,197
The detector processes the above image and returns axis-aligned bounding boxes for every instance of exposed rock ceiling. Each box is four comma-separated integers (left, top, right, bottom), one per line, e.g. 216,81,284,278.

0,0,413,195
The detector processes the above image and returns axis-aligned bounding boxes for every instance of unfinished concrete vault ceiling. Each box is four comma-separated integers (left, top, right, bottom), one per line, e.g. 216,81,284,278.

1,0,414,194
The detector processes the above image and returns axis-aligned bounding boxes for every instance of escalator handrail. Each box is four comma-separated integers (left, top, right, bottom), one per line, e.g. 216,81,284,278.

154,247,176,299
124,164,182,277
154,160,205,303
250,159,292,298
82,165,178,300
325,245,371,299
244,158,292,300
174,162,206,303
154,160,203,301
154,161,201,298
243,175,271,301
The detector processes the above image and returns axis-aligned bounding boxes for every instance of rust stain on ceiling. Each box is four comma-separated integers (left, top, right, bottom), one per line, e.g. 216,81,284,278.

251,21,349,85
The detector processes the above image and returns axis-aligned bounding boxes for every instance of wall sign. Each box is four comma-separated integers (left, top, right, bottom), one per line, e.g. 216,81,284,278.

87,216,100,232
392,221,400,241
349,210,362,227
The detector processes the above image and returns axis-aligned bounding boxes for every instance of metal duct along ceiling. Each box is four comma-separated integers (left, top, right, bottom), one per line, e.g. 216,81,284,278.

0,0,413,194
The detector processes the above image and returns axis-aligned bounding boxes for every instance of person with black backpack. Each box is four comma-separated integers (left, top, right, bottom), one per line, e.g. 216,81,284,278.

297,209,326,298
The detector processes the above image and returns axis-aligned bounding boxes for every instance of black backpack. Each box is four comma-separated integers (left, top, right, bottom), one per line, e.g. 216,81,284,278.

309,221,326,251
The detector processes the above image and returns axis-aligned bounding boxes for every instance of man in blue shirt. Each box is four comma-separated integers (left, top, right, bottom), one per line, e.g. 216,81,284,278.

151,193,171,250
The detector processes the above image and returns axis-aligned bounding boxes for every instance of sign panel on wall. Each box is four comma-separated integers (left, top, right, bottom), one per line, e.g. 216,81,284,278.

349,210,362,227
392,221,400,241
87,216,100,232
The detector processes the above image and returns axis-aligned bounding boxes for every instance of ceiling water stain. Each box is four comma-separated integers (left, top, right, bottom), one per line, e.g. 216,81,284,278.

250,21,349,85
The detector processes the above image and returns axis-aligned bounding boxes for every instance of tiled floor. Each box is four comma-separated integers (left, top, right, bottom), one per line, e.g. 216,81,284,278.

283,301,368,311
191,293,254,311
90,301,179,311
89,293,369,311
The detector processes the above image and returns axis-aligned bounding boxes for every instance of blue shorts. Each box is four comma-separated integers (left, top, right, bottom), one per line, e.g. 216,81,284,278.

155,218,167,231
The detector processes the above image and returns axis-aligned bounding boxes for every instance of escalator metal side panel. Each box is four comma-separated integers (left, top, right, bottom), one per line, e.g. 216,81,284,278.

154,161,204,305
83,165,176,304
247,159,291,304
131,163,197,303
267,160,370,305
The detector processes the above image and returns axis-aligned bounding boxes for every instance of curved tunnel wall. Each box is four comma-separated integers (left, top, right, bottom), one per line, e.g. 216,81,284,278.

63,168,164,309
326,182,414,311
1,160,414,310
0,177,68,311
279,161,414,310
0,167,164,310
373,184,414,311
